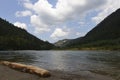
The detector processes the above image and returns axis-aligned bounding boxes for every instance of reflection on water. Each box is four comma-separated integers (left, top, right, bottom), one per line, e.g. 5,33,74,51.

0,50,120,79
0,51,36,64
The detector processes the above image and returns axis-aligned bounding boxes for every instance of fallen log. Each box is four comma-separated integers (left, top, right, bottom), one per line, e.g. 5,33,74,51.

0,61,51,77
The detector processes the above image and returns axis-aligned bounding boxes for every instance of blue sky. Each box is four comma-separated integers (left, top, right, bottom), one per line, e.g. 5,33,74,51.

0,0,120,43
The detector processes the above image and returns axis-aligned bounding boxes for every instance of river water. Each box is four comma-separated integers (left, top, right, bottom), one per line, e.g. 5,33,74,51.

0,50,120,79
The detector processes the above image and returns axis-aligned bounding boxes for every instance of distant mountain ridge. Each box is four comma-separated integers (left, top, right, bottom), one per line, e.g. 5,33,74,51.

55,9,120,50
54,39,71,47
0,18,54,50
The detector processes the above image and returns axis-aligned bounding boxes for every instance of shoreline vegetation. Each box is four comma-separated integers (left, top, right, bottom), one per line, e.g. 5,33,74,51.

54,47,120,51
0,62,114,80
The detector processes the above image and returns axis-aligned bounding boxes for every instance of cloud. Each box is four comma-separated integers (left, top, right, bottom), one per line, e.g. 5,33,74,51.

30,15,50,33
76,32,85,37
20,0,107,32
14,22,27,29
17,0,120,42
15,10,32,17
92,0,120,23
23,0,34,9
50,28,69,39
76,32,81,36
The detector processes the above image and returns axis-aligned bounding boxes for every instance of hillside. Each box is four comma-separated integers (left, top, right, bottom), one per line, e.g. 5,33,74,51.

55,9,120,50
0,18,54,50
54,39,71,47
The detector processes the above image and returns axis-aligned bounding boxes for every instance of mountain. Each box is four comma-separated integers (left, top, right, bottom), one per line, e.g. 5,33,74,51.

0,18,54,50
55,9,120,50
54,39,71,47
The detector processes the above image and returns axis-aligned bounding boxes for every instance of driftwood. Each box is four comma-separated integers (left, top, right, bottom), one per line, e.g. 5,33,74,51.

0,61,51,77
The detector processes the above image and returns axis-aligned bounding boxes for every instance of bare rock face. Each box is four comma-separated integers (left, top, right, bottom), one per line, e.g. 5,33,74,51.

0,61,51,77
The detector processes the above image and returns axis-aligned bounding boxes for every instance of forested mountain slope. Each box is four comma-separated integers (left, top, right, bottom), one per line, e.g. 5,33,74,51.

0,18,54,50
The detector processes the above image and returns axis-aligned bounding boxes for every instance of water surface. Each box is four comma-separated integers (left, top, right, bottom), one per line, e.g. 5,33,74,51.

0,50,120,79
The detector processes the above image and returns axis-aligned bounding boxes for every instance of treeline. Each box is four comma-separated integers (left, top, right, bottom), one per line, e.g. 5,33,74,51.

71,38,120,50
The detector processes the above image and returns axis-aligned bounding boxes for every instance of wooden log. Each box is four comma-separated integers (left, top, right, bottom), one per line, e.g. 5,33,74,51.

0,61,51,77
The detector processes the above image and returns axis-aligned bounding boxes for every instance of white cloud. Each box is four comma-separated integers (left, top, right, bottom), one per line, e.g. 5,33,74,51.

17,0,120,42
30,15,50,33
50,28,69,39
20,0,107,33
23,0,30,2
76,32,85,37
76,32,81,36
23,1,33,9
15,10,32,17
14,22,27,29
92,0,120,23
78,21,85,26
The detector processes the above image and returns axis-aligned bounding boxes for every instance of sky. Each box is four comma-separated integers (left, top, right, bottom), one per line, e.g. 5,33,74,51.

0,0,120,43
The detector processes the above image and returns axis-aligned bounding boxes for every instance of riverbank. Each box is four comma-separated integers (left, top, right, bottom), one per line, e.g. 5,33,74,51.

0,65,115,80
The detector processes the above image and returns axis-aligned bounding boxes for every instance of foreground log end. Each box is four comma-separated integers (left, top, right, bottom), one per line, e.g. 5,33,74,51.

0,61,11,66
40,70,51,77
